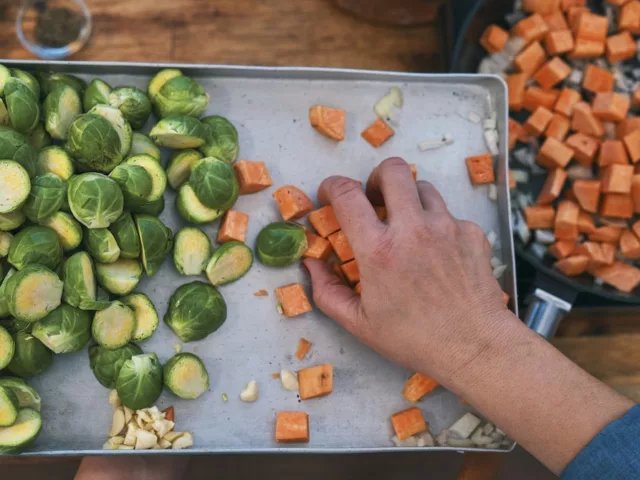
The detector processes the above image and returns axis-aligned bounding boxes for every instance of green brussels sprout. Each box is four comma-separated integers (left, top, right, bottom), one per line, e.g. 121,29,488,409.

128,132,161,162
10,70,40,99
189,157,239,210
65,114,123,173
116,353,163,410
121,155,167,202
129,196,165,216
5,265,63,322
23,173,67,223
150,72,209,118
87,105,132,158
166,149,202,190
175,183,223,224
36,72,86,98
95,258,142,295
92,301,136,349
121,293,159,342
0,126,37,177
0,211,26,232
163,352,209,399
149,115,206,149
206,241,253,286
173,227,211,275
67,173,124,229
255,221,307,267
134,214,173,277
63,251,109,311
0,325,15,370
0,232,12,257
0,99,8,126
0,65,11,96
0,161,30,214
43,85,82,140
147,68,182,98
28,123,52,150
164,281,227,342
109,87,152,130
31,304,91,354
83,78,112,112
0,377,40,411
199,116,239,164
3,78,40,134
7,332,53,377
39,211,83,251
109,164,153,207
109,212,140,259
8,226,62,271
35,146,74,180
0,407,42,453
84,228,120,263
88,343,142,388
0,385,19,426
0,268,16,318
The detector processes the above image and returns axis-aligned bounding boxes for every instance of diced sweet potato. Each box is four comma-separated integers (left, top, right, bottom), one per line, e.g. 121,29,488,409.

572,241,608,266
272,185,314,221
274,284,312,318
545,113,570,141
592,92,631,123
623,129,640,163
606,31,637,63
524,87,560,112
608,0,632,6
620,229,640,259
582,64,614,92
555,200,580,240
309,105,346,141
295,338,312,360
465,153,495,185
599,140,629,167
549,240,577,259
554,87,582,116
577,210,596,233
554,255,590,275
544,10,570,31
340,260,360,285
402,373,439,403
374,205,387,221
308,205,340,238
619,1,640,34
525,106,554,136
509,118,525,149
632,175,640,212
567,6,590,27
537,137,574,169
254,289,268,297
328,230,354,262
601,242,616,265
537,168,567,204
589,225,623,243
276,412,309,443
218,210,249,243
507,74,528,111
565,133,600,166
361,118,394,148
571,102,605,137
303,231,333,261
233,160,273,194
601,164,634,193
298,364,333,400
572,179,601,212
617,117,640,139
524,0,561,14
574,12,608,41
514,41,547,75
544,29,575,55
480,25,510,53
590,262,640,292
512,13,550,44
390,407,428,440
600,193,634,218
534,57,572,89
569,38,605,58
524,205,556,229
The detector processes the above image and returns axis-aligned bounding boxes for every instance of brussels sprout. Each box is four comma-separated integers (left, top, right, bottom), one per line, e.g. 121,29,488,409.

84,228,120,264
0,126,37,177
43,85,82,141
3,78,40,134
128,132,161,161
0,377,40,411
0,386,19,426
149,115,206,149
31,304,91,354
0,65,11,96
150,72,209,118
65,114,123,173
121,155,167,202
10,70,40,99
164,281,227,342
28,123,50,150
88,105,132,158
135,215,173,277
36,72,86,98
0,99,8,126
116,353,163,410
0,407,42,454
0,161,30,214
67,173,124,229
206,241,253,286
175,183,223,224
39,211,83,251
109,164,153,207
0,232,12,257
109,87,152,130
95,258,143,295
23,173,67,223
255,221,307,267
5,265,63,322
163,352,209,399
62,251,100,310
166,149,202,190
8,226,62,271
0,211,26,232
7,332,53,377
92,301,136,349
173,227,211,275
129,196,165,216
121,293,159,342
189,157,239,211
147,69,182,98
109,212,140,259
83,78,112,112
0,326,14,370
0,268,16,318
35,146,74,180
199,116,239,164
88,343,142,388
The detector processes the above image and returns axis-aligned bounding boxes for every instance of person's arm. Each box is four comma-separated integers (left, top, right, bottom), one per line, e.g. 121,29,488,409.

303,157,633,475
74,456,189,480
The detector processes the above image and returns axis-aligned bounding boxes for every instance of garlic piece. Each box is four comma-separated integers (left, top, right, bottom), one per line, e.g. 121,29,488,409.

134,429,158,450
109,408,126,437
158,438,172,449
239,380,259,402
163,431,184,443
280,369,299,391
172,432,194,450
108,390,121,409
123,406,133,424
123,423,137,447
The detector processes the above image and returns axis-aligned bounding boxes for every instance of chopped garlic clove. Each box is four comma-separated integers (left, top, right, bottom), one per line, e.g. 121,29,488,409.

172,432,194,450
159,438,172,449
110,436,125,446
110,408,126,437
123,424,137,447
280,369,299,391
163,431,184,443
134,429,158,450
449,413,482,439
123,406,133,424
152,420,171,438
147,406,162,422
239,380,259,402
117,445,135,450
108,390,121,409
136,409,153,424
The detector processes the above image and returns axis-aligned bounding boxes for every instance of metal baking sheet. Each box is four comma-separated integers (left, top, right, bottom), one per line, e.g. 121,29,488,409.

1,61,516,455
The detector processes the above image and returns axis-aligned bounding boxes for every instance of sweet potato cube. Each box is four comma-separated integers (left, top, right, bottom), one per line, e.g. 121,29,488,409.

606,31,637,63
582,65,614,92
295,338,312,360
554,255,590,275
537,137,574,169
592,92,630,123
514,41,547,75
524,205,556,228
391,407,427,440
544,30,575,55
569,38,605,58
549,240,577,259
589,226,623,243
574,12,608,41
534,57,572,89
374,205,387,221
233,160,273,194
619,1,640,34
217,210,249,244
523,0,561,14
309,105,346,141
303,231,333,261
632,175,640,212
340,259,360,285
328,230,354,262
509,118,525,148
272,185,314,221
562,0,587,12
465,153,495,184
567,6,589,27
572,179,601,212
608,0,633,6
545,113,570,141
480,25,510,53
565,133,600,166
555,200,580,240
543,10,570,31
572,241,608,266
554,87,581,116
623,129,640,163
523,87,560,112
275,284,312,318
507,74,528,111
601,164,634,193
599,140,629,167
577,210,596,233
525,106,555,136
571,102,605,137
308,205,340,238
361,118,394,148
617,118,640,139
600,193,634,218
590,262,640,292
537,168,567,204
512,13,550,44
620,229,640,259
601,243,617,265
402,373,439,403
276,412,309,443
298,364,333,400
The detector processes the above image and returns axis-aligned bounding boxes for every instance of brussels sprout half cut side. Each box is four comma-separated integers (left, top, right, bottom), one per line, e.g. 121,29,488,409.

35,146,74,180
176,183,224,224
88,105,133,158
255,221,307,267
121,155,167,202
199,115,239,164
67,173,124,229
8,226,62,271
0,161,30,214
22,173,67,223
166,149,202,190
43,85,82,140
121,293,159,342
83,78,112,112
40,212,83,251
91,301,136,350
109,164,153,207
7,332,53,378
135,215,173,277
84,228,121,264
116,353,163,410
0,211,26,232
95,259,142,296
128,133,161,162
0,387,19,427
0,407,42,453
0,378,40,411
88,343,142,389
163,352,210,399
147,69,182,99
109,212,140,259
205,241,253,286
149,115,206,149
5,265,63,323
0,232,13,257
189,157,239,210
31,304,92,354
0,65,11,96
173,227,211,275
63,251,104,311
0,268,16,319
0,326,15,370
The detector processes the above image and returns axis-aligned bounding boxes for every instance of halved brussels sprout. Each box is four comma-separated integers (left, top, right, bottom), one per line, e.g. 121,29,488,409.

199,116,239,164
121,293,159,342
173,227,211,275
0,386,19,426
0,377,40,411
147,68,182,99
150,71,209,118
0,232,12,257
189,157,239,210
65,114,123,173
0,161,30,214
0,326,14,370
0,126,37,178
0,268,16,318
88,105,132,158
255,221,307,267
67,173,124,229
166,149,202,190
83,78,112,112
206,241,253,286
4,78,40,134
8,226,62,271
0,99,8,125
0,65,11,96
135,215,173,277
109,164,153,207
28,123,51,150
31,304,91,354
7,332,53,377
5,265,63,322
36,72,86,98
84,228,120,263
109,87,152,130
35,146,74,180
163,352,209,399
88,343,142,388
176,183,223,224
109,212,140,259
121,155,166,202
0,407,42,453
92,301,136,349
23,173,67,223
128,132,161,161
0,211,26,232
63,251,105,311
43,85,82,140
10,70,40,99
149,115,206,149
40,211,83,251
129,196,165,216
116,353,163,410
95,258,142,295
164,281,227,342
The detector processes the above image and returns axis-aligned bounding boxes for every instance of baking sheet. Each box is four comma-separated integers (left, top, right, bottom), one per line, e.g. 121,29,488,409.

1,61,516,454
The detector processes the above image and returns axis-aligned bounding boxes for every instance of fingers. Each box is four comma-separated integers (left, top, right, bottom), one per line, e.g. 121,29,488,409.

365,157,423,220
416,180,450,215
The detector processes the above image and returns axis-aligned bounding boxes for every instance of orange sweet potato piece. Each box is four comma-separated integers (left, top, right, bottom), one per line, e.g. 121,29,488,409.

554,87,581,116
572,179,601,213
272,185,314,221
549,240,577,259
309,105,346,141
466,153,495,184
514,41,547,75
525,205,556,228
534,57,572,89
544,29,575,55
509,118,525,149
162,406,175,422
620,229,640,259
512,13,550,44
574,12,608,41
589,226,623,243
617,117,640,139
619,1,640,34
524,87,560,112
537,168,567,204
569,38,605,58
254,289,268,297
295,338,312,360
374,205,387,221
298,364,333,400
572,241,607,266
340,259,360,285
600,193,634,218
308,205,340,238
545,113,570,141
592,92,631,123
276,412,309,443
606,31,637,63
361,118,394,148
217,210,249,243
537,137,574,169
233,160,273,194
507,74,528,111
480,24,510,53
544,10,570,31
275,283,312,318
623,129,640,163
599,140,629,167
524,0,561,14
555,200,580,240
303,231,333,261
601,164,634,193
525,106,555,136
577,210,596,233
554,255,590,275
328,230,354,262
601,242,616,265
590,262,640,292
571,102,605,137
633,175,640,212
391,407,428,440
582,64,614,92
565,133,600,166
402,373,439,403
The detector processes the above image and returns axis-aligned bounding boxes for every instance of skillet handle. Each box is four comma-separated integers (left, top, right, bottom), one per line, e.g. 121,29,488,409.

524,288,572,339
